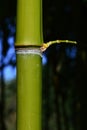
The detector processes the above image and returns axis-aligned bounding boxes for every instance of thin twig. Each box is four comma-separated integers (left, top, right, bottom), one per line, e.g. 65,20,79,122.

40,40,77,52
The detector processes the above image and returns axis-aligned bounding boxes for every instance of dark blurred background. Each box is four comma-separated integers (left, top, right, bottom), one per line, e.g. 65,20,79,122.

0,0,87,130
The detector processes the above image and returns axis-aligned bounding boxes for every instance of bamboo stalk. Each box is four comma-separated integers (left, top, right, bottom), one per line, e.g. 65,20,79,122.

16,55,42,130
15,0,43,130
16,0,43,45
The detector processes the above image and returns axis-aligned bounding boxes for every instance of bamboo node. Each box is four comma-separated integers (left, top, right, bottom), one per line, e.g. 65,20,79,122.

16,48,42,57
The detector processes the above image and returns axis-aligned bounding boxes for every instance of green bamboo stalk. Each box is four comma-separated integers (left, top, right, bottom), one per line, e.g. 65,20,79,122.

15,0,43,130
16,0,43,45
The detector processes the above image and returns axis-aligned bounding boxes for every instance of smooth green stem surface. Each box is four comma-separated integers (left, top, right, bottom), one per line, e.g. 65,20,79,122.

17,54,42,130
16,0,43,45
